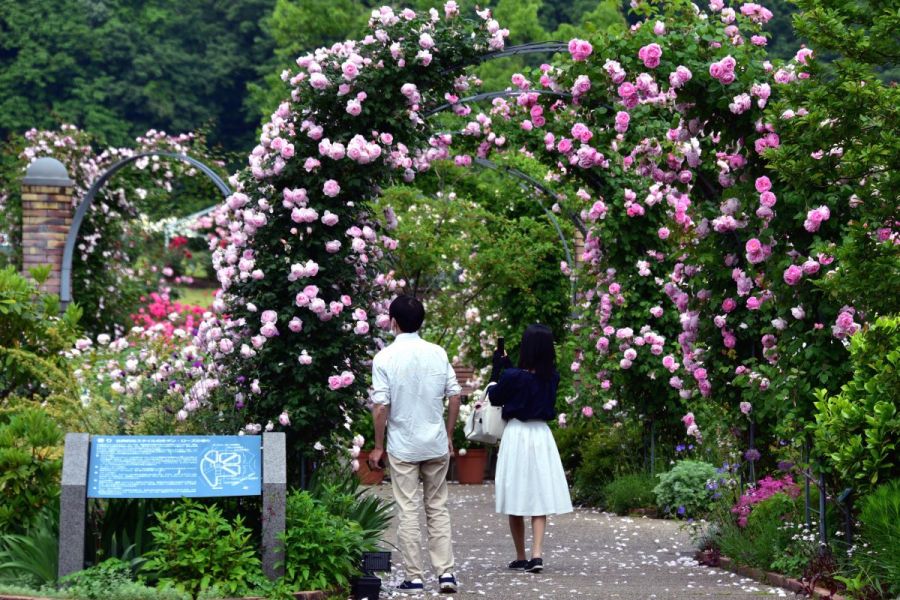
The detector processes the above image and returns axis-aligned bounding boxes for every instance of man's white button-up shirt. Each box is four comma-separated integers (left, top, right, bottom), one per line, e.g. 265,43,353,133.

371,332,462,462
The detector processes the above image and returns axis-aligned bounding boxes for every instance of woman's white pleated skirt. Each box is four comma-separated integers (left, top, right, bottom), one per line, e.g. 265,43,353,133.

495,419,573,516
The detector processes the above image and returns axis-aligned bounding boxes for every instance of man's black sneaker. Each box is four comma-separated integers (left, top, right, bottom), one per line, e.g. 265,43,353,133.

508,559,528,570
397,579,424,591
525,557,544,573
438,573,458,593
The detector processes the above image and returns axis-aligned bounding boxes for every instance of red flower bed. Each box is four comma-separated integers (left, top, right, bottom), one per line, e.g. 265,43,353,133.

130,292,207,338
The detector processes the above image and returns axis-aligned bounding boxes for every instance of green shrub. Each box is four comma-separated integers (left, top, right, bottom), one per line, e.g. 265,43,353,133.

717,492,796,571
0,408,63,532
98,582,191,600
603,473,657,515
87,497,158,567
0,505,58,587
571,421,643,506
653,460,718,518
0,585,69,599
280,489,364,592
59,559,188,600
141,500,261,598
60,559,132,598
308,468,393,552
854,480,900,596
0,266,83,429
553,420,589,475
814,315,900,495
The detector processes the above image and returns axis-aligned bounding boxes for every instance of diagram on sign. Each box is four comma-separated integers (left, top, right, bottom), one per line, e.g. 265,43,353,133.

199,446,258,490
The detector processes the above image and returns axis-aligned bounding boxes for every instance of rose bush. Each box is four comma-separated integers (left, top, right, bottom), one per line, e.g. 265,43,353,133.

175,6,511,469
441,0,896,477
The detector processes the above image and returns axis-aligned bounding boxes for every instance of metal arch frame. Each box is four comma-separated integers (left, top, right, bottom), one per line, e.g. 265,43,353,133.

440,41,569,75
60,151,231,304
424,89,572,118
479,41,569,61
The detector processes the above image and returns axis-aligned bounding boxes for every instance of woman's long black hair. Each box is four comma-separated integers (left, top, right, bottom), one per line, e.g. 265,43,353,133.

517,324,557,379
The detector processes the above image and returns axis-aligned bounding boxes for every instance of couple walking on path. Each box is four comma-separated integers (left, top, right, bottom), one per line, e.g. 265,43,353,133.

368,295,573,594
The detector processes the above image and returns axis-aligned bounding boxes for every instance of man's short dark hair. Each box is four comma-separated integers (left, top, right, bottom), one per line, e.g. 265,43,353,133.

389,295,425,333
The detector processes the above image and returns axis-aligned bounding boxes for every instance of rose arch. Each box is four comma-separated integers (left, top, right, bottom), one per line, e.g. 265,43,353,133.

59,151,232,305
176,1,875,482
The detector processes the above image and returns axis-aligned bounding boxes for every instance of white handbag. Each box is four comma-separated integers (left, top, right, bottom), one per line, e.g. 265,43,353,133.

464,383,506,445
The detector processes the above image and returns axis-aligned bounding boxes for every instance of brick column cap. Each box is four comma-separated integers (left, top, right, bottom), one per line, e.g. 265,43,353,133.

23,157,74,187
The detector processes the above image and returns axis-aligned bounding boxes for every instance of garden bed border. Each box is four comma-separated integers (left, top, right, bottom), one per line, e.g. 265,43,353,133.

0,593,325,600
697,552,846,600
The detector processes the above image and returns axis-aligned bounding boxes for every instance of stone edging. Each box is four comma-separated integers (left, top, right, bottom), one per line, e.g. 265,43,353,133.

697,553,846,600
0,592,325,600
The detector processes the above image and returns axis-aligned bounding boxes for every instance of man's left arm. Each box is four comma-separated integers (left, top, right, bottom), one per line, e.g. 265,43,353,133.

444,358,462,457
446,394,460,457
369,403,389,470
369,359,390,470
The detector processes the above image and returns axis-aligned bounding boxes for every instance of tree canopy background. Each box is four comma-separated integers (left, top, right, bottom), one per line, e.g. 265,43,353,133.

0,0,810,154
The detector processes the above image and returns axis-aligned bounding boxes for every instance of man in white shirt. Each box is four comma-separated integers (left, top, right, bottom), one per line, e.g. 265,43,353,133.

369,295,461,594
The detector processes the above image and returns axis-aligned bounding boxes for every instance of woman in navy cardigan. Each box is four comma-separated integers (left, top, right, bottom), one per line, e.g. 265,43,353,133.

488,324,573,573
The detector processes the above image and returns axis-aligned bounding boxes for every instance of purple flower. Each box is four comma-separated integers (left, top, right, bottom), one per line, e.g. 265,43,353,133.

744,448,761,462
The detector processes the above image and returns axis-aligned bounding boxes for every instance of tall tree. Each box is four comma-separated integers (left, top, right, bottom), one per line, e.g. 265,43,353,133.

0,0,273,152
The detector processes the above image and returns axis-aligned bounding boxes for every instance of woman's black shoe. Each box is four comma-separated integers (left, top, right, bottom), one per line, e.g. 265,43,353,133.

507,559,528,570
525,558,543,573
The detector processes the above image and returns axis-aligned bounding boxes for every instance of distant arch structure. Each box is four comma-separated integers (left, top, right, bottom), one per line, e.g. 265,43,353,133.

60,152,231,304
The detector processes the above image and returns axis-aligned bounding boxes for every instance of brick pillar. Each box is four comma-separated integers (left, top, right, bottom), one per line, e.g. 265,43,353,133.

573,229,585,267
21,158,74,296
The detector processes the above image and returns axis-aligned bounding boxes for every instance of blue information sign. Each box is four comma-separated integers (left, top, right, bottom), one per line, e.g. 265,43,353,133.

87,435,261,499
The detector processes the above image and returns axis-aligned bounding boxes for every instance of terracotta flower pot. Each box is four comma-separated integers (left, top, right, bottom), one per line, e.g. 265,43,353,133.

454,448,488,484
356,450,386,485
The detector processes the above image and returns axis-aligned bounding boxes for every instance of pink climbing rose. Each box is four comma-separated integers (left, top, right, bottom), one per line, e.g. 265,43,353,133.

568,39,593,61
638,43,663,69
323,179,341,197
783,265,803,286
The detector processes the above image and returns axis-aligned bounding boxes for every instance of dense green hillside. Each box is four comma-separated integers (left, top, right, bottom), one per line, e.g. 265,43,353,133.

1,0,814,153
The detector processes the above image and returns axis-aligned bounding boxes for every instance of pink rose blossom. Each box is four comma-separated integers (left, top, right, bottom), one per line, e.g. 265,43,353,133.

346,99,362,116
614,111,630,133
638,43,663,69
568,39,593,61
341,61,359,80
323,179,341,197
783,265,803,286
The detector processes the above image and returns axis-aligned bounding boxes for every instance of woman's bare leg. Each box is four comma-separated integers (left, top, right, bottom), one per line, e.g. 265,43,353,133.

531,515,547,559
509,515,526,560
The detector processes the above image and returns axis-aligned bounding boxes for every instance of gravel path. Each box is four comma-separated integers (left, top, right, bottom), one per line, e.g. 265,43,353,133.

371,482,790,599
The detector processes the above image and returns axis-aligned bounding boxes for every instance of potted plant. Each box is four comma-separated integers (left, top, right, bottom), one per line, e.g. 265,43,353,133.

452,396,490,484
353,408,385,486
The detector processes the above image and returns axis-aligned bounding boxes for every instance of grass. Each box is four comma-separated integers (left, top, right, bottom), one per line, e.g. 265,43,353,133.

173,287,216,307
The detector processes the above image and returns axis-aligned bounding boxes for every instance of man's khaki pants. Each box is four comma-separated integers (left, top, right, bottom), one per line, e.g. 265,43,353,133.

388,453,454,581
